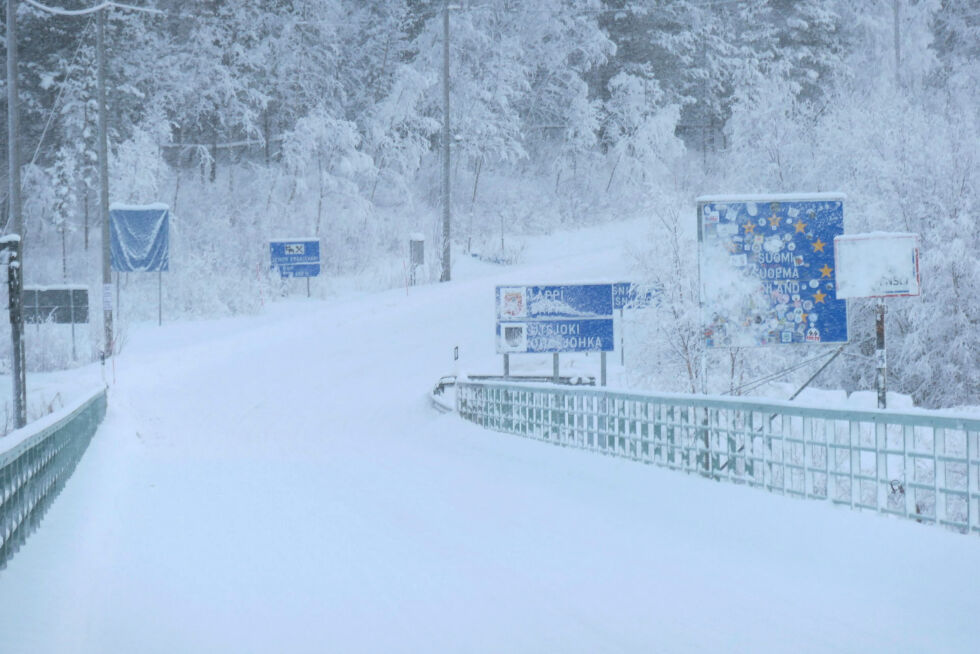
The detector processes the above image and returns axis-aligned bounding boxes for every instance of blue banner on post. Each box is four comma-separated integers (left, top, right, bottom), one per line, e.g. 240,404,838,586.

110,205,169,272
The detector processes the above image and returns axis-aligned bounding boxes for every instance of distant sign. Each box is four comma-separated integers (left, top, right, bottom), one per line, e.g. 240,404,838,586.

23,286,88,324
834,233,920,298
110,204,169,272
697,194,848,347
495,284,614,353
270,239,321,278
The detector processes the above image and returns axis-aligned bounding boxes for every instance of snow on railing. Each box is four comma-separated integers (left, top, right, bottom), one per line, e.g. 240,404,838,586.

0,388,107,569
456,380,980,536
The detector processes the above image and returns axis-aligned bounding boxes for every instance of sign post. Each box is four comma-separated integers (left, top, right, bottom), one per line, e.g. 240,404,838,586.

496,284,615,385
834,232,921,409
110,203,170,326
270,239,321,293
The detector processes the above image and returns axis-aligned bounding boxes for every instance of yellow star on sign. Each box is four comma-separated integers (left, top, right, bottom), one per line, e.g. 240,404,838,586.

819,263,833,278
813,290,827,304
743,222,756,234
768,214,781,228
794,220,807,233
812,238,826,252
801,312,809,323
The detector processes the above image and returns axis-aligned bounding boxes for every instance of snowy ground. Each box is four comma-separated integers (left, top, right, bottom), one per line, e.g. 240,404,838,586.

1,219,979,653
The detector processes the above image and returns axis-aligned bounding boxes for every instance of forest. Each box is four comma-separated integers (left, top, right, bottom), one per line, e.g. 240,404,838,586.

0,0,977,407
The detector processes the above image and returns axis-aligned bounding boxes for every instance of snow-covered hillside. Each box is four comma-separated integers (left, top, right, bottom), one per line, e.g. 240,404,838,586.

0,222,978,653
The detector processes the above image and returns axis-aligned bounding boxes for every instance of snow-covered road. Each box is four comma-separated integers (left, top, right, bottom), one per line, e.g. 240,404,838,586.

2,223,979,652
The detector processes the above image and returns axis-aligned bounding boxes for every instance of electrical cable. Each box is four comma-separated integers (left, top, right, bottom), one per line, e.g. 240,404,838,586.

29,17,94,168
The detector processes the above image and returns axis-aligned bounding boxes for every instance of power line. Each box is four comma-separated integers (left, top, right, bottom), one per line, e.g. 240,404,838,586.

29,16,94,167
24,0,163,16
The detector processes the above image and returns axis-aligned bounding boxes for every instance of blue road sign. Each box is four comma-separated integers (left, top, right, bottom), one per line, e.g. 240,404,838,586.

497,319,614,353
496,284,613,320
270,239,321,278
698,195,847,347
278,263,320,278
612,282,660,310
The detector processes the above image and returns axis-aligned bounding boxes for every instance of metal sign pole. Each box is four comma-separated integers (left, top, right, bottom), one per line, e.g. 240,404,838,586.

876,299,887,409
601,351,607,386
70,288,77,359
158,270,162,325
503,353,509,378
620,307,625,365
553,353,559,383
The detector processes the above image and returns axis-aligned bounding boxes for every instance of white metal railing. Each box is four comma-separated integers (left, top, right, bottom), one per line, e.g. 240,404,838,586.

456,380,980,535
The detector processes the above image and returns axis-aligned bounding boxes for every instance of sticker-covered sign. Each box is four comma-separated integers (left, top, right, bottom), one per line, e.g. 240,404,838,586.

697,194,847,347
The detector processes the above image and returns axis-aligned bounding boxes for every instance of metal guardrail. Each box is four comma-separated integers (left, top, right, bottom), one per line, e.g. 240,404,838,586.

0,388,107,569
457,380,980,535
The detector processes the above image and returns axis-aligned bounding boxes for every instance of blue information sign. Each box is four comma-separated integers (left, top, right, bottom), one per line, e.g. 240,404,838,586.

497,319,614,353
496,284,613,320
496,284,616,354
698,195,847,347
270,239,321,278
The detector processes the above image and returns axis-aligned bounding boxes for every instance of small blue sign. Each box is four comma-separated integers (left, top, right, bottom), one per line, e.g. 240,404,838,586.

496,284,613,320
278,263,320,278
497,319,614,353
270,239,321,278
612,282,660,310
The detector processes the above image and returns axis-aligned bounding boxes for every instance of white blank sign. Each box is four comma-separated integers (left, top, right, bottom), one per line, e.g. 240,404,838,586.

834,233,920,298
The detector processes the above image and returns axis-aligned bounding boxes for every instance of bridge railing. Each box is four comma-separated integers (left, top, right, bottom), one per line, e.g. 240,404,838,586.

456,380,980,535
0,388,107,568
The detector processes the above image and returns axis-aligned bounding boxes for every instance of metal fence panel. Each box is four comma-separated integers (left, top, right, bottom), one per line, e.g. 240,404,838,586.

456,380,980,536
0,389,107,569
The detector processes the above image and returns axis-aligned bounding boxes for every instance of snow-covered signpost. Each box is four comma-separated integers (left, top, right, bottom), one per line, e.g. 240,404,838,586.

834,232,921,409
109,204,170,326
270,238,321,297
696,194,848,400
496,284,615,385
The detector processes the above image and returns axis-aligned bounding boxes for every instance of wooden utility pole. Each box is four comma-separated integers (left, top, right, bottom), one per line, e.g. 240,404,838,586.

6,0,26,428
97,8,113,353
440,0,452,282
893,0,901,85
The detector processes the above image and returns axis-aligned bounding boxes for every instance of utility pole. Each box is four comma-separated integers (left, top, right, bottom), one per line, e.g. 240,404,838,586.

440,0,451,282
893,0,901,85
97,8,113,353
6,0,26,428
7,0,22,239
